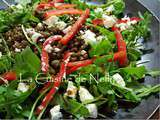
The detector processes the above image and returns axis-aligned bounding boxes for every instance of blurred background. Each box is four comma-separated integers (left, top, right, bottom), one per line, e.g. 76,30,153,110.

0,0,159,20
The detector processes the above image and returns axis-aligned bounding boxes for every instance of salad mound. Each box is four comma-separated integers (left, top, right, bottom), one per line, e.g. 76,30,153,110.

0,0,159,119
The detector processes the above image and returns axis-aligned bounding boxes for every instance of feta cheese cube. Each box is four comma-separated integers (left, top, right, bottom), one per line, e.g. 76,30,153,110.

95,8,103,14
15,48,21,53
64,81,77,98
44,44,53,53
17,83,29,93
0,52,2,58
102,14,117,28
50,105,62,120
43,16,59,26
56,21,67,30
81,30,97,44
106,5,115,13
79,86,94,102
112,73,126,87
86,104,98,118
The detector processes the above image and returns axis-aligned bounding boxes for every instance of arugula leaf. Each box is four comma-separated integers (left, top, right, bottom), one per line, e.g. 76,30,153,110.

146,70,160,77
14,47,40,76
0,5,39,32
0,55,13,73
95,26,116,43
55,95,89,118
120,66,147,80
137,84,160,98
89,39,112,57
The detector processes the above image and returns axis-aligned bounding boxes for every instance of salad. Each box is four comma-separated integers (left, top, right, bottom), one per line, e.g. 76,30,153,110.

0,0,159,119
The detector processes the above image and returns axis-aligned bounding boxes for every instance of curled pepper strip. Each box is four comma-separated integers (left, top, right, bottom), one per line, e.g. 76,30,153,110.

41,35,62,73
60,9,90,45
36,52,71,115
0,71,17,84
43,9,83,19
112,26,128,66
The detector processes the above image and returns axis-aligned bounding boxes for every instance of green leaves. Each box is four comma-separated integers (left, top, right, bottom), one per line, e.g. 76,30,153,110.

120,66,147,80
103,0,125,16
55,95,89,118
14,47,40,76
136,84,160,98
89,39,112,57
95,26,116,43
0,55,13,73
15,0,31,6
0,5,39,32
65,99,90,118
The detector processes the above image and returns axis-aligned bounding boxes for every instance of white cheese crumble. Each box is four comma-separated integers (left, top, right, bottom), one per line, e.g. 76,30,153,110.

81,30,97,44
43,16,59,27
50,105,62,120
44,44,53,53
112,73,126,87
15,48,21,53
106,5,115,13
86,104,98,118
80,50,87,55
31,32,43,43
0,39,2,43
17,83,29,93
102,14,117,28
96,36,104,41
56,21,67,30
79,86,94,102
64,81,77,98
116,16,138,31
95,8,103,14
63,26,72,34
54,47,61,52
0,52,2,58
79,87,98,118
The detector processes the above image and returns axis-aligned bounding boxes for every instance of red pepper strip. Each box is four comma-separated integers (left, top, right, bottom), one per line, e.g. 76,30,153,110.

0,72,17,84
112,26,128,66
67,51,127,74
117,17,142,24
36,3,54,10
67,59,94,68
55,4,76,9
48,0,64,2
60,9,90,45
36,52,71,115
41,35,62,73
44,9,83,19
92,18,104,26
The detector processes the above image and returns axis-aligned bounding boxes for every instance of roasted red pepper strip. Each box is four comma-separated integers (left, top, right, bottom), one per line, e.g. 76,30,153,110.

36,52,71,115
92,18,103,26
55,4,76,9
44,9,83,18
112,26,128,66
41,35,62,73
60,9,90,45
92,17,141,26
48,0,64,2
36,3,54,10
117,17,142,24
0,72,17,84
67,51,127,74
